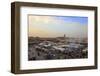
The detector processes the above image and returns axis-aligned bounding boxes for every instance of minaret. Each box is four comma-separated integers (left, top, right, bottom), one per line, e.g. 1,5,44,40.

64,34,67,44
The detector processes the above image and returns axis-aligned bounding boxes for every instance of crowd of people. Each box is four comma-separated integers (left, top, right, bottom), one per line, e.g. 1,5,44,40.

28,39,88,60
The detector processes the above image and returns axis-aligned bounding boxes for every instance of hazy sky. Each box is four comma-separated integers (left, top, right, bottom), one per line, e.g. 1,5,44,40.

28,15,88,38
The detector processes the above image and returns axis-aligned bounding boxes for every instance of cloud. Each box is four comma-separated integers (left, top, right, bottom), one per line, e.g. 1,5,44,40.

28,15,87,38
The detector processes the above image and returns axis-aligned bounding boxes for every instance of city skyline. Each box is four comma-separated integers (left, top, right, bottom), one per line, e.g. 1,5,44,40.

28,15,88,38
